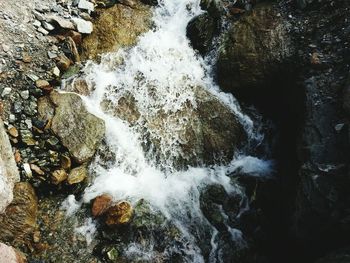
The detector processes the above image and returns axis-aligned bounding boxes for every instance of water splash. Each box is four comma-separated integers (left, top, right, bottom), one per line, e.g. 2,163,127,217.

63,0,273,261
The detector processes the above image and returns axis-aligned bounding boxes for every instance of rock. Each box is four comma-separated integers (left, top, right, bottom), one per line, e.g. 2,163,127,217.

78,0,94,12
55,54,72,71
72,18,93,34
105,201,133,226
42,21,55,31
51,169,68,185
106,87,244,167
92,194,113,217
0,182,38,245
47,15,75,30
30,164,45,176
65,30,82,46
35,79,51,90
216,4,293,98
0,243,26,263
0,119,20,213
23,163,32,177
53,66,60,77
37,27,49,35
50,91,105,163
60,155,72,170
8,126,19,137
1,87,12,97
187,13,216,55
82,2,152,59
67,165,88,185
65,78,91,96
20,90,30,100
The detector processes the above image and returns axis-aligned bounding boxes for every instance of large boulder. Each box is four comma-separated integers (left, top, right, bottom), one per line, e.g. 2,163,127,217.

0,182,38,245
0,119,20,213
50,91,105,164
103,86,244,168
82,2,152,60
216,4,293,98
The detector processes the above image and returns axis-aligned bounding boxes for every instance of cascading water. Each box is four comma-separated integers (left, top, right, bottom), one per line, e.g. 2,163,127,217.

62,0,273,262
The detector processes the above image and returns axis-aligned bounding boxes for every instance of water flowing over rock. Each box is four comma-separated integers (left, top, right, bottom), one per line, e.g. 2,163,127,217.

0,119,20,213
0,182,38,245
217,3,294,97
81,2,152,60
50,91,105,164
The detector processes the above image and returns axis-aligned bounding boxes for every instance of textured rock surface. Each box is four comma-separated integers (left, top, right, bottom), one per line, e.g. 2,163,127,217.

217,3,293,97
82,2,152,59
0,182,38,245
0,243,26,263
50,91,105,164
0,119,20,213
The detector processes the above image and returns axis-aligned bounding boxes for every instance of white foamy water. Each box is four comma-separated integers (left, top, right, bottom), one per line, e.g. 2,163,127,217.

63,0,273,261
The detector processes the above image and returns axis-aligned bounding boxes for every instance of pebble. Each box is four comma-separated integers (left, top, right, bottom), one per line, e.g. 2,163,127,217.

37,27,49,35
1,87,12,97
35,79,50,89
20,90,30,100
32,10,45,21
42,21,55,31
51,169,68,185
48,51,58,59
30,164,45,175
8,126,19,137
47,15,75,30
33,20,41,28
25,119,33,129
53,66,60,77
23,163,33,177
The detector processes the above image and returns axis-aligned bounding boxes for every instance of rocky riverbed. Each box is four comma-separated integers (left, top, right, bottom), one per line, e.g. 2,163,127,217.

0,0,349,262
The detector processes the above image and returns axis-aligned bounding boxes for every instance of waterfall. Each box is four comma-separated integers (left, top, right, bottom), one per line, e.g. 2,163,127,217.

62,0,273,262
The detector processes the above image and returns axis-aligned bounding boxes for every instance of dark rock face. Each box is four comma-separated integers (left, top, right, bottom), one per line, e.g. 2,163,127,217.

216,3,294,98
187,13,216,55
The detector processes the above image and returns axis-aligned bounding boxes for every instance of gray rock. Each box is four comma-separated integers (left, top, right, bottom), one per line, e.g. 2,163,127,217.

50,91,105,164
78,0,94,12
47,15,75,30
42,21,55,31
1,87,11,97
72,18,93,34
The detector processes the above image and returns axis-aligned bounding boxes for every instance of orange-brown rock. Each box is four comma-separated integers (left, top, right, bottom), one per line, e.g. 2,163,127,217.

105,201,133,226
92,194,113,217
51,169,68,185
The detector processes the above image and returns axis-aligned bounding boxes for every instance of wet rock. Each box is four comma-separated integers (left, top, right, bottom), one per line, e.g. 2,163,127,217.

0,243,26,263
82,2,152,59
0,119,20,213
50,91,105,163
187,13,216,55
72,18,93,34
92,194,113,217
0,182,38,245
51,169,68,185
217,3,293,98
105,201,133,226
65,78,92,96
67,165,88,185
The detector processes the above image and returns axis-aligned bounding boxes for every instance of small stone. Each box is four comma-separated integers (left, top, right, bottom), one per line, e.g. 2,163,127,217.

30,164,45,175
78,0,94,12
47,136,60,146
47,15,75,30
105,201,133,226
33,231,40,243
42,21,55,31
20,90,30,99
53,67,60,77
1,44,10,52
23,163,32,177
51,169,68,185
72,18,93,34
22,54,32,63
311,52,321,66
8,126,19,137
33,11,45,21
334,123,345,132
92,194,113,217
37,27,49,35
35,79,50,89
33,20,41,28
47,51,57,59
56,54,72,71
14,150,21,163
106,248,119,261
9,114,16,123
60,155,71,170
26,74,39,81
67,165,88,185
25,119,32,129
1,87,11,97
